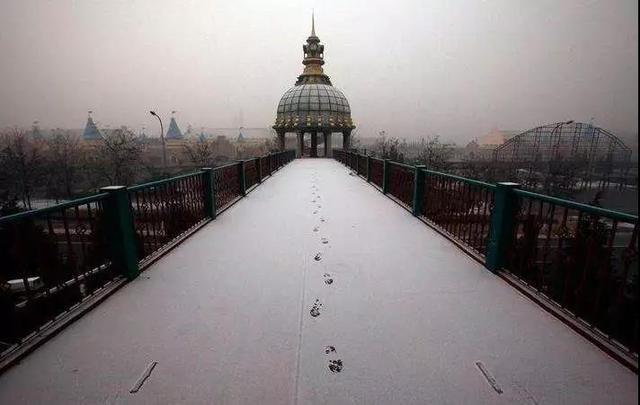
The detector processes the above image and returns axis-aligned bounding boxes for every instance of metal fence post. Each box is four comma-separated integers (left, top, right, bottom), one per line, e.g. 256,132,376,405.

257,157,263,183
412,165,426,217
382,159,390,194
100,186,139,280
366,155,372,182
485,182,521,272
201,167,216,219
238,160,247,196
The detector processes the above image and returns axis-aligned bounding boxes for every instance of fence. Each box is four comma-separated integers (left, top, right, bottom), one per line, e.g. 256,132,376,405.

334,149,638,366
506,189,638,354
0,150,295,365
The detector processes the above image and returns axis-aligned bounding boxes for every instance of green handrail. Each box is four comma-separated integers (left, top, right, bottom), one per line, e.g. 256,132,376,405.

0,193,109,225
514,188,638,223
128,170,205,192
422,169,497,189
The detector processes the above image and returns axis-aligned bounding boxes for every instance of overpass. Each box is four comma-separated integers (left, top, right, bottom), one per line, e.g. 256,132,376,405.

0,153,637,404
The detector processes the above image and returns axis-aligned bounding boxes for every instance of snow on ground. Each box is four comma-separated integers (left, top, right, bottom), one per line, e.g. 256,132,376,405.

0,159,636,404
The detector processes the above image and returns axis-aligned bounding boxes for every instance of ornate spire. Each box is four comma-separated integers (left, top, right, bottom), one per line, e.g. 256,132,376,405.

296,13,331,85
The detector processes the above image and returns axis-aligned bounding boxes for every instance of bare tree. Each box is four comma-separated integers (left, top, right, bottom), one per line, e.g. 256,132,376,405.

45,130,82,201
373,131,406,162
414,136,453,171
85,127,143,186
348,128,362,151
0,128,46,209
265,134,280,152
183,136,215,166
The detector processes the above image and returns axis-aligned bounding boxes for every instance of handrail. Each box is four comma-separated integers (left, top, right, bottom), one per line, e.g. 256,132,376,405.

513,188,638,223
387,160,414,170
0,193,109,225
128,170,205,192
422,169,496,189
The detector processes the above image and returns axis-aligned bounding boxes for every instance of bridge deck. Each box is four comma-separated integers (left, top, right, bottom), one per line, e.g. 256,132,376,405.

0,159,636,404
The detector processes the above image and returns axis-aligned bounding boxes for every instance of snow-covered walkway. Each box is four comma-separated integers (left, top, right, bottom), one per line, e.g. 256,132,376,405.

0,159,636,404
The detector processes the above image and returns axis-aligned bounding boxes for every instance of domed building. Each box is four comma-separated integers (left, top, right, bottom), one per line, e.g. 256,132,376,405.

273,15,354,157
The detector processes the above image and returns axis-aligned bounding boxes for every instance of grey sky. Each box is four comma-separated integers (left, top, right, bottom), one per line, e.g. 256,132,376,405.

0,0,637,142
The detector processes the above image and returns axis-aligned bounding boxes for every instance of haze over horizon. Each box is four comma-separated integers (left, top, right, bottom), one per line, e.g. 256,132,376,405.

0,0,637,143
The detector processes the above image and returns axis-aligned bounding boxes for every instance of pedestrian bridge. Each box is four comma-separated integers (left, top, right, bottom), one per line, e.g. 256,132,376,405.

0,158,637,404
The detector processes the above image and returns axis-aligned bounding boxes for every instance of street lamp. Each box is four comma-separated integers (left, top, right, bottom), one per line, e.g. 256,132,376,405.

550,120,574,158
149,110,167,169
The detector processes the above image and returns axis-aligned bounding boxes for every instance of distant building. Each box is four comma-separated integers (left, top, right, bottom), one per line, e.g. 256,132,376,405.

82,114,102,141
30,121,44,140
464,128,520,160
272,13,355,157
166,116,183,140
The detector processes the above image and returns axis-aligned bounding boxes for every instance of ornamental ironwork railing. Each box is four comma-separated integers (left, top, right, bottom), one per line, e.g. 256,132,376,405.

128,172,207,263
214,163,242,211
370,158,384,189
244,159,259,190
387,162,415,209
0,149,295,368
506,190,638,354
357,154,367,178
334,149,638,365
0,194,115,349
422,172,495,256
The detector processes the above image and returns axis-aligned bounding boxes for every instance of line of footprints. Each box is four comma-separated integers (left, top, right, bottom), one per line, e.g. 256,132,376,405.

309,172,342,373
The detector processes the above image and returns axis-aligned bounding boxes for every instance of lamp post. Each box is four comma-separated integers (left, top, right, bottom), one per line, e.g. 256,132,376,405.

550,120,574,159
149,111,167,170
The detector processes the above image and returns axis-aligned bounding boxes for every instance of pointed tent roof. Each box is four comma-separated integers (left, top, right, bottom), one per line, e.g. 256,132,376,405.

166,116,183,139
237,129,245,142
82,114,101,140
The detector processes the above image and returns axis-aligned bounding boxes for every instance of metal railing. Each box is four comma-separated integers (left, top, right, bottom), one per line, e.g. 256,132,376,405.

334,149,638,366
0,194,115,348
387,162,415,209
244,159,259,191
214,162,242,211
506,189,638,354
0,149,295,367
128,172,207,263
357,154,367,177
422,171,496,256
370,158,384,189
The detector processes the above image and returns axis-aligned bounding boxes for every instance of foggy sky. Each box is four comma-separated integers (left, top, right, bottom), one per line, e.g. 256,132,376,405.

0,0,637,142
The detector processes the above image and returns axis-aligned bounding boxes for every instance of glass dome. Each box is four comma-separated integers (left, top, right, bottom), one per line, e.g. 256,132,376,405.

277,84,351,114
274,84,354,132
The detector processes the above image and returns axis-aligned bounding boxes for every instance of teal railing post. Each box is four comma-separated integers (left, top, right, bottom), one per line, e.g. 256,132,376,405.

366,155,372,182
257,157,263,183
412,165,426,217
485,182,521,272
382,159,390,194
100,186,139,280
201,167,216,219
238,160,247,196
